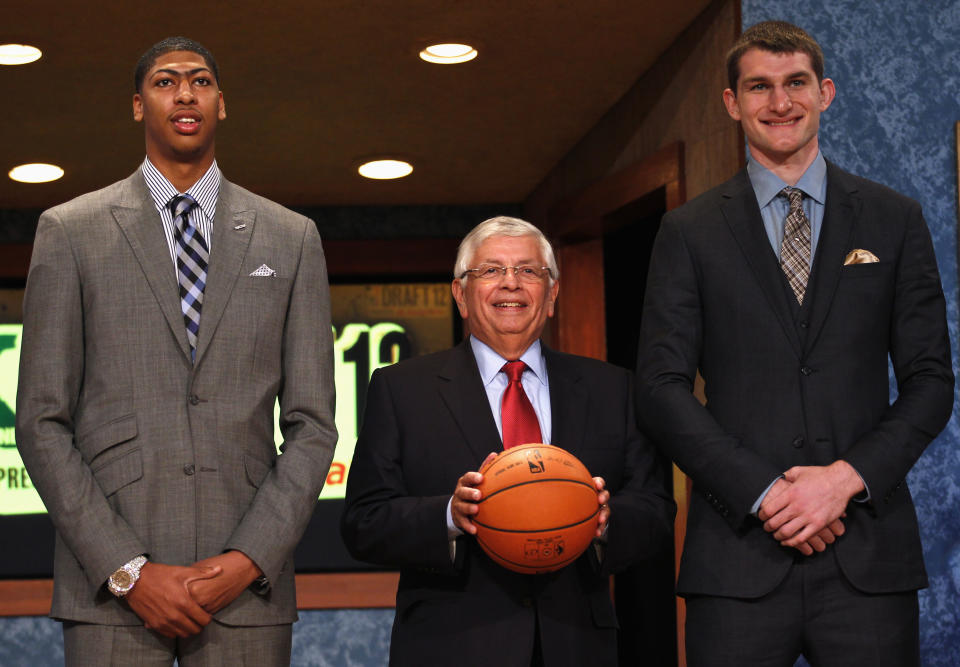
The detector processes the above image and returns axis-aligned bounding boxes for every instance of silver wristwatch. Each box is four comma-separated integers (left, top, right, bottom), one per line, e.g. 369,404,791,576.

107,555,148,597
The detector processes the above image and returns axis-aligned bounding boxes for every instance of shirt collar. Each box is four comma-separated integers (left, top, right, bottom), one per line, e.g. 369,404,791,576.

141,157,221,221
469,336,547,387
747,150,827,208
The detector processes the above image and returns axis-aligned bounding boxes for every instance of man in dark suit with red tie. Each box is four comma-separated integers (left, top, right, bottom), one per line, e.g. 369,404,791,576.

342,216,674,666
635,21,954,666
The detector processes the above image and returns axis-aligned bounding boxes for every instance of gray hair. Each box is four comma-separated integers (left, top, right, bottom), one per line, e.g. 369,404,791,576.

454,216,558,287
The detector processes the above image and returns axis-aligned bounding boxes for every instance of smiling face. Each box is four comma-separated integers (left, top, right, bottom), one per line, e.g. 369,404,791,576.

451,234,559,360
133,50,226,174
723,48,834,176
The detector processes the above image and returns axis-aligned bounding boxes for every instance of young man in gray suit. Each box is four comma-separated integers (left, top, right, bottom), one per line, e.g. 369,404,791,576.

636,21,953,667
16,37,337,665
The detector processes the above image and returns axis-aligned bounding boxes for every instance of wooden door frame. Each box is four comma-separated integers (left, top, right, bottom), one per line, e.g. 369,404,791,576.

543,141,685,357
541,141,691,665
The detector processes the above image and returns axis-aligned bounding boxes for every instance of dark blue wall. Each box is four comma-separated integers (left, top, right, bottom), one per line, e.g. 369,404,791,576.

0,610,393,666
741,2,960,664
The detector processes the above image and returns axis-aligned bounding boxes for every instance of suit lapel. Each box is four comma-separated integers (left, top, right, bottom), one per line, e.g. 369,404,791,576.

111,171,192,360
194,180,256,366
721,169,803,358
802,162,858,352
437,341,505,465
544,347,588,457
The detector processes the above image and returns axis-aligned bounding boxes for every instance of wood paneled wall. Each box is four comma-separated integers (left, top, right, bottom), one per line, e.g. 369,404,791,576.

522,1,744,664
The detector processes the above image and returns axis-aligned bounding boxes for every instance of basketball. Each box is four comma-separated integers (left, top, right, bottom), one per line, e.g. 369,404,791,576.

474,444,600,574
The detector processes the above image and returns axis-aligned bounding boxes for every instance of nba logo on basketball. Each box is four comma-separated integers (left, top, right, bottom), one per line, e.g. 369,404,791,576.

526,450,545,474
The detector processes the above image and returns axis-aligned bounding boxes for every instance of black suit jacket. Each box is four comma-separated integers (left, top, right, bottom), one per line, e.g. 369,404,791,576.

342,340,674,667
636,162,954,599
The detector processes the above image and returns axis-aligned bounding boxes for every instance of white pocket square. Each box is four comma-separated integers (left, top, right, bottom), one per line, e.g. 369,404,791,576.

249,264,277,277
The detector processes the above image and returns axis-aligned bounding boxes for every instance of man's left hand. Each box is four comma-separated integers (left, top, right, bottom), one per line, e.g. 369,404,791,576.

758,461,864,548
594,477,610,538
187,551,263,614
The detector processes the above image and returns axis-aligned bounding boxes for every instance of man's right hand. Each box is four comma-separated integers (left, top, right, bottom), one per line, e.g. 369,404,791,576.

124,561,222,638
760,478,845,556
451,452,499,535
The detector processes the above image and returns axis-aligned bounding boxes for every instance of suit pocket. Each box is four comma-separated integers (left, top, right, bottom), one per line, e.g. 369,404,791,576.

840,261,891,278
243,453,274,488
587,433,625,450
76,413,138,462
92,448,143,497
237,275,293,294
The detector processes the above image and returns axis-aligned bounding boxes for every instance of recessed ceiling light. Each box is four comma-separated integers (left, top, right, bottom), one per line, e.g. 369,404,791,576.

0,44,42,66
419,43,478,65
358,159,413,180
9,163,64,183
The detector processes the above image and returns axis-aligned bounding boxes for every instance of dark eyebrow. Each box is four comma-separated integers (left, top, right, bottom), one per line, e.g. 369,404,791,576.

742,70,812,87
152,67,212,78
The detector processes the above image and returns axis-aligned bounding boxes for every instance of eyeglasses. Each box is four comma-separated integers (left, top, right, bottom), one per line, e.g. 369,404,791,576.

460,264,553,283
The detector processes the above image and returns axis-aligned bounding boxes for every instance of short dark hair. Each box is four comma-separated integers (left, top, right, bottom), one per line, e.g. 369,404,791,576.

726,21,824,92
134,37,219,93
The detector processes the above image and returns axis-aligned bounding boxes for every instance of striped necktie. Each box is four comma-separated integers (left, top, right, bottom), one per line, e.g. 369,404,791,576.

500,361,543,448
779,187,811,304
170,194,208,361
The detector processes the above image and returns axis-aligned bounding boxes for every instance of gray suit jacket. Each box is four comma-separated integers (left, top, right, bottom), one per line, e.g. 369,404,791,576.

16,169,337,626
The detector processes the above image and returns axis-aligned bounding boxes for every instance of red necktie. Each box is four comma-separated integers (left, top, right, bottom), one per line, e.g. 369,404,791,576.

500,361,543,449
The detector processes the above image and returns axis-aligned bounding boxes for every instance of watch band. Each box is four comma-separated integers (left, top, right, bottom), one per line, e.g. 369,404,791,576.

107,555,148,597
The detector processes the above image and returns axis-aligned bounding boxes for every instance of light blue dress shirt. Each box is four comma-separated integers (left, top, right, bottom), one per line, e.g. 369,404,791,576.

469,336,552,444
446,336,552,539
747,149,827,267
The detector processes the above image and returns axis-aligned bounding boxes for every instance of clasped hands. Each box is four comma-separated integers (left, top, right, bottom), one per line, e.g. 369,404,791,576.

757,460,865,556
451,452,611,539
124,550,262,638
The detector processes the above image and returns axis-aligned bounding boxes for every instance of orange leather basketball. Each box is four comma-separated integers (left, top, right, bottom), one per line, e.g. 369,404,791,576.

474,444,599,574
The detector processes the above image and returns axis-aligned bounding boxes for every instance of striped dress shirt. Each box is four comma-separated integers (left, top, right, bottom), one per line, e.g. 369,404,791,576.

140,158,221,273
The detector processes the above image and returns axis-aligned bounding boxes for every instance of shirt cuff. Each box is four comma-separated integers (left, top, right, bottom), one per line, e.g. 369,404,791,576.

751,476,784,516
849,467,871,502
446,496,464,540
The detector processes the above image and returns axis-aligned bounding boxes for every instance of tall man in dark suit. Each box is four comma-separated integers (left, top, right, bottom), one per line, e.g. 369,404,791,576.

16,37,337,665
342,216,674,666
636,21,954,667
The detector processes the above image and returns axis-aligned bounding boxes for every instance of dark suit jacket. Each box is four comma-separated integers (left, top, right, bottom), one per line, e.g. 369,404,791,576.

16,169,337,626
636,162,954,599
341,340,674,667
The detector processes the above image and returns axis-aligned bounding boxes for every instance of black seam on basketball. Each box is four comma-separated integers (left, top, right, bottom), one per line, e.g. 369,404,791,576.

476,535,583,571
477,478,596,504
474,505,600,533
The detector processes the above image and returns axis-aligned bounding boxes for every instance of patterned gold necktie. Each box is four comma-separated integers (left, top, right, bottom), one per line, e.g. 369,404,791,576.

779,187,811,304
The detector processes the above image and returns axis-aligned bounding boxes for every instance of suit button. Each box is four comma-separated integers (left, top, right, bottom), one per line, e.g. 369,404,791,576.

799,320,809,329
183,464,196,476
792,436,805,448
189,394,201,405
800,366,813,376
521,597,533,608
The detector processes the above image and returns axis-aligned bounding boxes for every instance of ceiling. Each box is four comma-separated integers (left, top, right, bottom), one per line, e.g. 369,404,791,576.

2,0,711,210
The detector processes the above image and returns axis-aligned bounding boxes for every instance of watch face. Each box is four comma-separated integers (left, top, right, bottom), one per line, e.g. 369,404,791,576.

112,570,134,591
